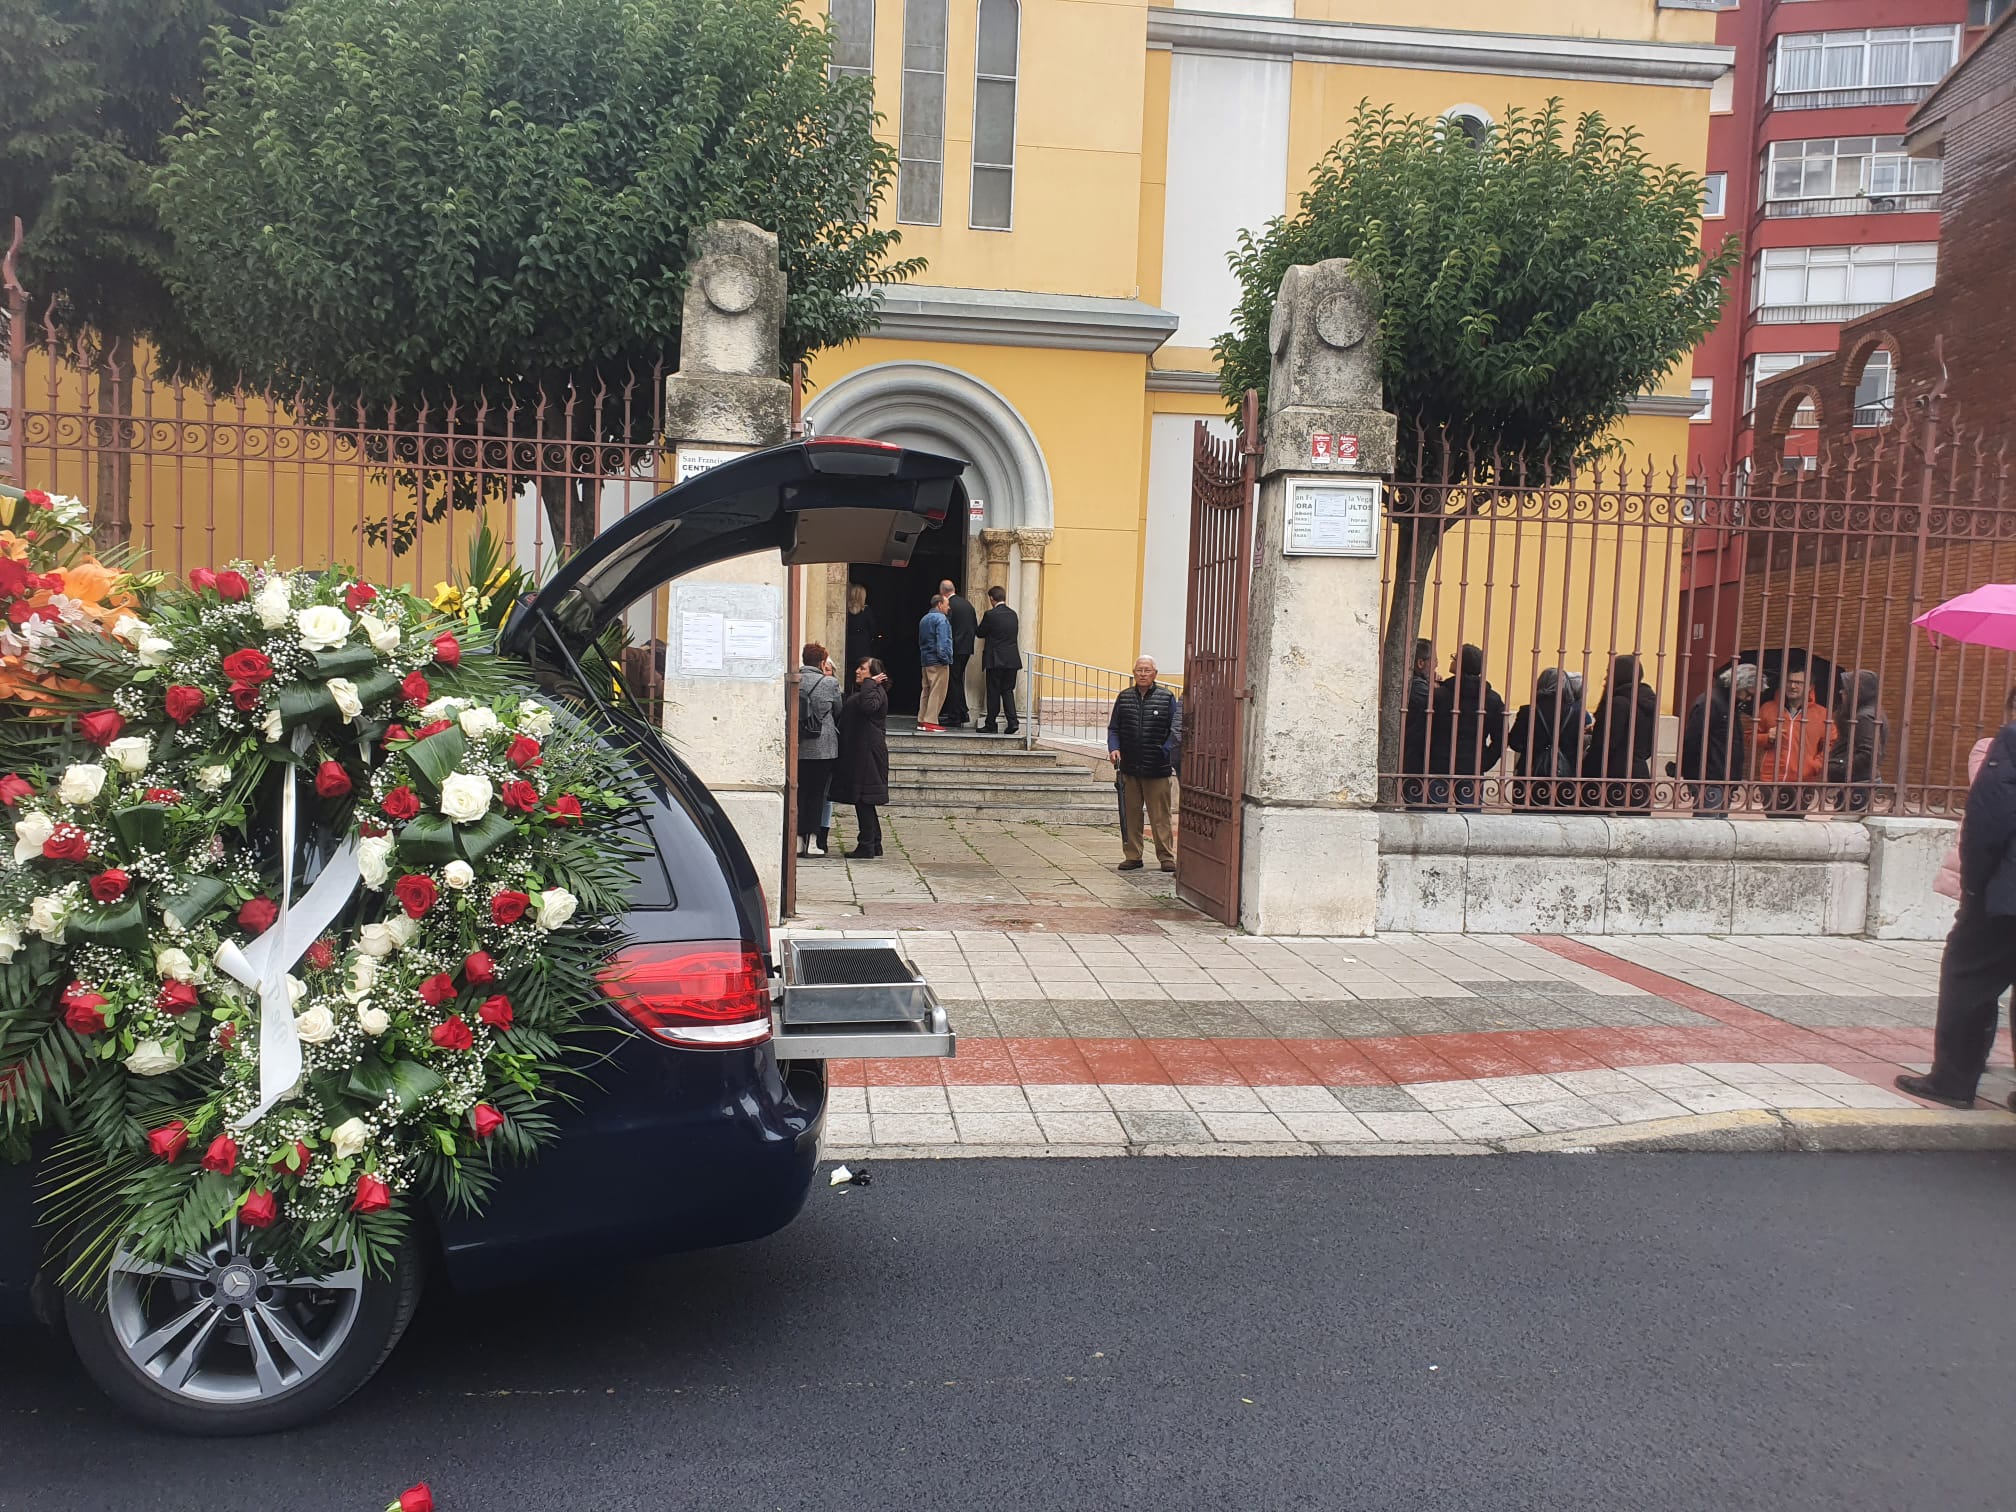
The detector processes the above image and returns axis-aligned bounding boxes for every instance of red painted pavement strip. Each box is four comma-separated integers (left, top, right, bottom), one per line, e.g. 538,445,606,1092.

1520,935,1790,1030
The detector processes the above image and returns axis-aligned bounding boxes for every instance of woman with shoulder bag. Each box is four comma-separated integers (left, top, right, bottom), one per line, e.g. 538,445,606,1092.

795,644,842,857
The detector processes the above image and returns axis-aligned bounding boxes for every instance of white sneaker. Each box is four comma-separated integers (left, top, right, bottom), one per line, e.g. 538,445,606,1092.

807,841,826,857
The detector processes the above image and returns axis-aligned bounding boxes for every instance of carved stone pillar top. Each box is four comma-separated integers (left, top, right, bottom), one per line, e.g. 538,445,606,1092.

664,220,791,448
1259,256,1396,479
980,528,1015,569
1011,527,1053,561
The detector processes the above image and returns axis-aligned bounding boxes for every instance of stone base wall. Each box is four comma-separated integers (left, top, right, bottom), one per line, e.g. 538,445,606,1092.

1374,812,1955,938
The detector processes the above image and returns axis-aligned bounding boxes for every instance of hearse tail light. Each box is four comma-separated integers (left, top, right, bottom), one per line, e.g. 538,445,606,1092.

600,942,772,1048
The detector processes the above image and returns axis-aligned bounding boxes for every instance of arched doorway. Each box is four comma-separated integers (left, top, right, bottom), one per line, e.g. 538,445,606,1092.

805,362,1054,714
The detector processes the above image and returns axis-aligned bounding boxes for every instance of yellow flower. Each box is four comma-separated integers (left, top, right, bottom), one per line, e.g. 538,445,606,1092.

431,582,465,613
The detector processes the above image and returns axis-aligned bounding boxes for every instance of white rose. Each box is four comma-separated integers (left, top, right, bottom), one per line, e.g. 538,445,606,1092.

0,918,21,963
438,772,493,824
28,893,69,940
420,696,469,720
385,914,420,948
106,737,151,775
457,706,501,739
286,974,307,1009
357,922,398,957
111,614,148,642
136,635,174,667
196,764,232,793
124,1040,182,1077
253,575,293,629
12,811,53,863
296,604,352,652
442,859,475,891
356,1004,390,1036
262,709,284,743
58,763,108,805
293,1005,335,1044
344,955,380,1002
327,677,363,721
156,946,196,983
356,835,394,889
535,886,579,931
358,612,401,654
330,1118,370,1159
516,701,555,737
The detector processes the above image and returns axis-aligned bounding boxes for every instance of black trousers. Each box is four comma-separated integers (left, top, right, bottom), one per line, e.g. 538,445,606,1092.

984,667,1018,729
942,654,971,725
1926,901,2016,1100
796,758,834,837
853,803,882,853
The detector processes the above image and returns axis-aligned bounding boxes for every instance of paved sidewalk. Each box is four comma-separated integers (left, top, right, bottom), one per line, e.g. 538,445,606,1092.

791,815,2016,1157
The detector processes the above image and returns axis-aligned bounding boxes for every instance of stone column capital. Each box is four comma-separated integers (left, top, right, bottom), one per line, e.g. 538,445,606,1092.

980,528,1015,568
1011,527,1054,561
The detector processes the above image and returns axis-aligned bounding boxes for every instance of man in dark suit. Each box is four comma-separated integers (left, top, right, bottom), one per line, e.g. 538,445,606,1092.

976,585,1021,735
939,577,977,729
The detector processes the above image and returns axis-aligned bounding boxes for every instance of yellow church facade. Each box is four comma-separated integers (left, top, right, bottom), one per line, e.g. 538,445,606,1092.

801,0,1731,682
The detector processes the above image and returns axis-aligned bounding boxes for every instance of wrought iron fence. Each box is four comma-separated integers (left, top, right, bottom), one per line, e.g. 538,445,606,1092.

1380,411,2015,819
1025,653,1185,753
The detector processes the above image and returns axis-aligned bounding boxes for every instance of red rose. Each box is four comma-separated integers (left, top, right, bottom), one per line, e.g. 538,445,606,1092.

229,682,261,712
156,980,200,1015
214,569,250,601
146,1122,189,1160
0,557,24,596
272,1140,312,1175
344,581,377,612
381,786,421,821
506,735,543,770
394,1485,433,1512
477,994,513,1030
314,761,353,799
163,684,207,725
394,873,438,919
143,787,182,804
63,990,109,1035
217,1022,237,1049
500,779,539,814
78,709,124,747
472,1104,506,1140
239,1189,279,1229
490,890,530,926
0,773,33,805
546,794,584,825
352,1173,393,1214
200,1135,238,1175
187,567,218,592
238,896,279,934
88,868,130,903
463,952,495,986
431,632,462,667
416,973,457,1008
23,489,50,509
412,719,452,739
358,820,388,838
306,938,337,971
400,671,430,707
41,825,89,863
220,647,274,685
430,1016,474,1051
383,724,410,743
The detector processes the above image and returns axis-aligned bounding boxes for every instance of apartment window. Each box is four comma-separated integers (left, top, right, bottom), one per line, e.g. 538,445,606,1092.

1702,173,1727,219
1762,136,1942,214
1748,352,1830,418
1772,27,1961,109
1752,243,1936,321
898,0,948,224
828,0,874,81
1969,1,2012,27
1852,349,1895,426
969,0,1019,230
1690,379,1714,423
1710,72,1734,114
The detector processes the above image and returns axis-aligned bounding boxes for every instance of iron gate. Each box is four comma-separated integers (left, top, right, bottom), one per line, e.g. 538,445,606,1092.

1175,392,1258,925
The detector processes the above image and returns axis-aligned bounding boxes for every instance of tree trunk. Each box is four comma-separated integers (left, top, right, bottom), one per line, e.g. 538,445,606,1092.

536,475,597,562
92,347,134,552
1376,514,1444,801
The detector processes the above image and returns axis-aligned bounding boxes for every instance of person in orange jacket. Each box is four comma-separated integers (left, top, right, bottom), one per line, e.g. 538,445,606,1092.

1754,667,1830,812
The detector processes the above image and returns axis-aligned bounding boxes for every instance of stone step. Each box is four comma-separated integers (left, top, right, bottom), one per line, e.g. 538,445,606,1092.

884,782,1118,810
884,733,1032,753
887,751,1077,773
878,800,1118,823
887,769,1109,793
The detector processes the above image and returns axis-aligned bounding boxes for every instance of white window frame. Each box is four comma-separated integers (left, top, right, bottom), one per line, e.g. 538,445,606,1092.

1751,243,1936,318
1852,348,1896,426
1702,172,1727,219
1443,104,1493,147
897,0,948,226
1762,136,1942,208
827,0,874,82
1689,378,1714,423
968,0,1019,232
1748,352,1831,418
1771,26,1961,107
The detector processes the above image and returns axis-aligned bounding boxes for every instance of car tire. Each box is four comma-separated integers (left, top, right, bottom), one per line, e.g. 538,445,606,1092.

62,1225,425,1436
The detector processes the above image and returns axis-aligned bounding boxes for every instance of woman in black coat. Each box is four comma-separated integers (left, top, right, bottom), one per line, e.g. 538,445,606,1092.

1583,653,1659,813
1507,667,1584,808
831,657,891,859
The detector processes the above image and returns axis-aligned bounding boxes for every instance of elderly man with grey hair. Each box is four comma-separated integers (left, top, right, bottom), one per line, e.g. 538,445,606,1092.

1106,655,1183,872
1676,661,1760,817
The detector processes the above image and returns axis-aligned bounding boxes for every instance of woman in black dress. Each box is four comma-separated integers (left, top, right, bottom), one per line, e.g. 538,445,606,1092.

831,657,891,859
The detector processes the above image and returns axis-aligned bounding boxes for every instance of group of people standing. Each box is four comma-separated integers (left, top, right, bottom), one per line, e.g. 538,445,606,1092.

1401,639,1888,814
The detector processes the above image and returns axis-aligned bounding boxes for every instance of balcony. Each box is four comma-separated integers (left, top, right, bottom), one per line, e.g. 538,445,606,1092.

1770,85,1934,110
1755,302,1892,324
1763,193,1940,218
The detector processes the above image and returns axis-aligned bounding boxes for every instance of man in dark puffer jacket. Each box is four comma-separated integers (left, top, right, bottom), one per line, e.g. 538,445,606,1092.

1897,719,2016,1110
1107,656,1182,873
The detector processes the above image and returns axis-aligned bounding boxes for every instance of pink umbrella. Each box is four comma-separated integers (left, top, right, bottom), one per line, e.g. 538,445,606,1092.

1914,583,2016,652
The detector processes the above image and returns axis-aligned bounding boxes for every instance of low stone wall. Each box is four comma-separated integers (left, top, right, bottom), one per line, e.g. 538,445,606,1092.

1376,812,1958,939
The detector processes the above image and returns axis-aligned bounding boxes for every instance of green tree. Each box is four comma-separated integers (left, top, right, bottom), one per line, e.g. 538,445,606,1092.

0,0,287,543
1216,102,1735,782
155,0,919,550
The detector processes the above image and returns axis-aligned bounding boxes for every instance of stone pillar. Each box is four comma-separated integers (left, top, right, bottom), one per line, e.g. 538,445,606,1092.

662,221,793,923
1013,528,1051,729
1239,260,1397,936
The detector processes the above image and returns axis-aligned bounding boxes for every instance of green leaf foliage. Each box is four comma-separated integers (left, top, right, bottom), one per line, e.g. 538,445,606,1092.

1216,101,1736,483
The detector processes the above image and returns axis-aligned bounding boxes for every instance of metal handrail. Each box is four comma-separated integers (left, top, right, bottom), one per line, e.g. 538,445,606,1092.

1024,653,1184,753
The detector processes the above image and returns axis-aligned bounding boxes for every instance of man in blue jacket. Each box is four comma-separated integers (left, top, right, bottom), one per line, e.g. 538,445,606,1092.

917,593,953,733
1898,716,2016,1110
1107,655,1182,872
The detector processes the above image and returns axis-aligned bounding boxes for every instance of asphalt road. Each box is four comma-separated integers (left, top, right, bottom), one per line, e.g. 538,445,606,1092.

5,1153,2015,1512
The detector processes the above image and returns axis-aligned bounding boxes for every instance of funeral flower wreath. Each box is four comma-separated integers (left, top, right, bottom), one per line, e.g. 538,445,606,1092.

0,483,638,1285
